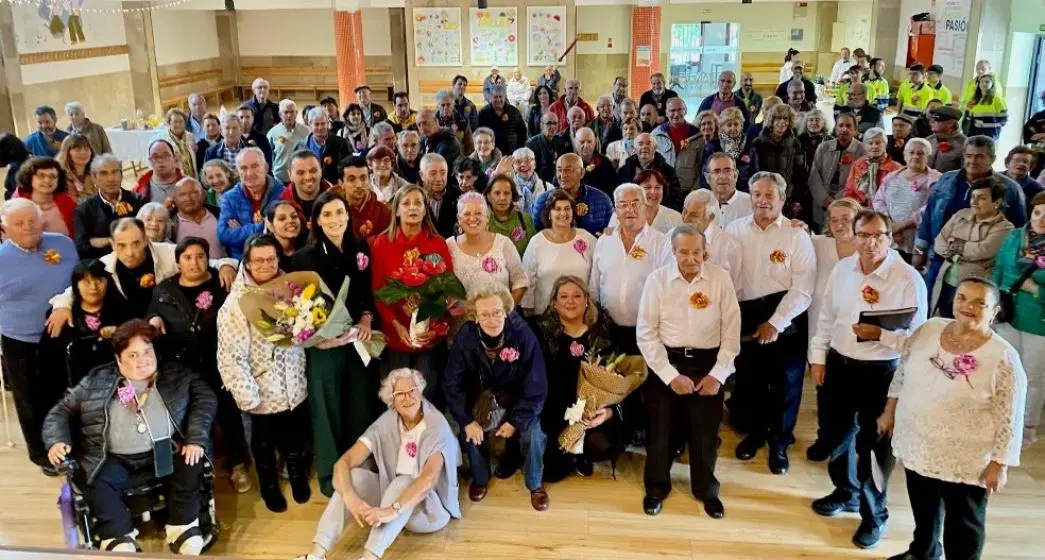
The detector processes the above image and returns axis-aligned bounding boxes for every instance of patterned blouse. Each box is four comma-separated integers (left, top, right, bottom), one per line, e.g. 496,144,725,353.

872,167,941,253
446,233,528,299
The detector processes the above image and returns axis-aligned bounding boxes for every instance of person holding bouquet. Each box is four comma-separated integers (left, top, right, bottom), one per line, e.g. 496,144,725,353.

372,184,462,405
443,286,550,511
636,224,741,519
534,275,623,482
287,191,380,497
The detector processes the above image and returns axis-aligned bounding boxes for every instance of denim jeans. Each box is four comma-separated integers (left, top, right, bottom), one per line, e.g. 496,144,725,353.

463,420,546,491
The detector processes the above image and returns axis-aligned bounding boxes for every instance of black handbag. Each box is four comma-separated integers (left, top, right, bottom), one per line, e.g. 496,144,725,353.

998,265,1037,324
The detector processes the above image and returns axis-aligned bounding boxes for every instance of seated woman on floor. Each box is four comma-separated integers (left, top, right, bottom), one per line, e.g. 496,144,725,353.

296,368,461,560
42,319,217,555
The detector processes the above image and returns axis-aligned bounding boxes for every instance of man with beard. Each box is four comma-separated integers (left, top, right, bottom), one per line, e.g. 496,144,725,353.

279,150,333,220
24,105,69,157
339,155,391,241
639,73,680,119
617,133,682,208
417,108,462,175
246,78,281,135
735,72,763,122
525,112,572,183
774,59,818,104
477,84,529,155
573,127,617,197
294,109,350,184
433,90,473,156
74,153,145,259
548,79,595,134
842,83,884,137
419,153,461,238
651,98,699,166
612,76,628,120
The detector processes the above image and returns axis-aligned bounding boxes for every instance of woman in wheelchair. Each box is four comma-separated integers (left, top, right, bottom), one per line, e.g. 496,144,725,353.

38,258,128,387
296,368,461,560
42,319,218,555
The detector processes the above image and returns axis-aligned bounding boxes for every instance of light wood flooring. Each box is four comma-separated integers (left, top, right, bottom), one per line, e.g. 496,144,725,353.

2,381,1044,559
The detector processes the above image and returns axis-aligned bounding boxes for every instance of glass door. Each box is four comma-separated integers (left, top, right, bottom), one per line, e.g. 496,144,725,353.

669,22,741,121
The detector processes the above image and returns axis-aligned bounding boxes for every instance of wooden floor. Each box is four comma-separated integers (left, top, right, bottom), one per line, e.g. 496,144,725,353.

2,381,1044,559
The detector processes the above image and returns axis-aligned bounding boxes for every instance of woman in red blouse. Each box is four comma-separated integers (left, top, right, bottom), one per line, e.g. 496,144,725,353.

843,127,903,207
371,184,454,403
13,157,77,236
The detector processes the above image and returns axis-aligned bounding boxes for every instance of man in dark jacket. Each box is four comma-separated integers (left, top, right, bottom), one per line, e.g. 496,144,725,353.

477,84,529,156
74,154,145,259
525,112,573,183
235,105,274,168
573,127,619,197
247,78,281,135
617,133,682,208
697,71,752,127
418,108,462,172
774,59,818,103
294,110,350,184
420,153,461,238
639,72,680,119
452,75,480,131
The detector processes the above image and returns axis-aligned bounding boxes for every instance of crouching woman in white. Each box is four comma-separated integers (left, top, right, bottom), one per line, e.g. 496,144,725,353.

298,368,461,560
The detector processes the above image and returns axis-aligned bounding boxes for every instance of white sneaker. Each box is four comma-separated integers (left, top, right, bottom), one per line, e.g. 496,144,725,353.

166,519,204,556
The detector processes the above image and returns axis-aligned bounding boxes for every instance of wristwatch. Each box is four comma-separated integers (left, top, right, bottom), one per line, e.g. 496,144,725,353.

391,502,402,516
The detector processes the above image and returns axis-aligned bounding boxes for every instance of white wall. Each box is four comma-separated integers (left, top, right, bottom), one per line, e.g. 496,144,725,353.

576,5,631,55
237,8,393,58
362,8,393,56
11,3,131,84
832,2,873,52
154,10,221,66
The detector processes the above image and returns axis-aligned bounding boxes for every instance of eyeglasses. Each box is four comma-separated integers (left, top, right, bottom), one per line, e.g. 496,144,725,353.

855,231,889,240
392,387,419,400
616,201,642,210
476,309,506,321
249,256,279,266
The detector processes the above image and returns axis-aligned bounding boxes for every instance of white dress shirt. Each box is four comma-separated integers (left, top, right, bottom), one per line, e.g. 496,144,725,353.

608,205,683,234
809,250,927,364
726,214,816,332
809,234,845,344
704,222,743,297
637,263,741,385
590,224,672,327
715,189,753,227
830,58,857,84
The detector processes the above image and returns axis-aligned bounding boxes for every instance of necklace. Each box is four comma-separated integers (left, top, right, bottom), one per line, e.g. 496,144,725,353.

940,323,990,355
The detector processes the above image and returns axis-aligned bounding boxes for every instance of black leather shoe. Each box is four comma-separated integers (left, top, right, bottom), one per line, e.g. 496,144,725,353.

852,521,886,549
574,456,593,477
701,497,725,519
734,435,765,460
643,496,662,516
41,464,59,477
811,491,859,516
494,459,521,479
805,440,829,462
768,445,789,474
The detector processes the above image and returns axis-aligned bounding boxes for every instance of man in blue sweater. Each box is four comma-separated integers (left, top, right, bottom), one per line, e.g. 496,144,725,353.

23,105,69,157
218,148,285,259
0,199,77,475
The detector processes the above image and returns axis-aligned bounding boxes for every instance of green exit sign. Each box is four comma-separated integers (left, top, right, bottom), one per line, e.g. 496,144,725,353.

1040,24,1045,32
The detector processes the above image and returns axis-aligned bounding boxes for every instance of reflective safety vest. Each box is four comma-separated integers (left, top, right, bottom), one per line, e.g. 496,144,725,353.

929,82,953,105
896,81,934,117
866,77,890,111
964,96,1008,139
960,77,1005,107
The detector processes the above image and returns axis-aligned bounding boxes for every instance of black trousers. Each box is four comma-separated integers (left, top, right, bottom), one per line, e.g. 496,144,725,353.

904,468,988,560
644,347,723,501
821,349,897,527
250,404,311,484
1,335,65,465
731,330,806,446
610,324,646,446
85,451,203,539
201,369,249,470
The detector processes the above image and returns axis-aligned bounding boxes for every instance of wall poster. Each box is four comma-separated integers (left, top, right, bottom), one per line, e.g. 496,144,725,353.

470,8,518,67
413,7,463,67
932,0,972,76
527,6,566,67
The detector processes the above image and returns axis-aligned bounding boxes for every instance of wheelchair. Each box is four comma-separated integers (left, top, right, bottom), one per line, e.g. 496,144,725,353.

57,457,220,553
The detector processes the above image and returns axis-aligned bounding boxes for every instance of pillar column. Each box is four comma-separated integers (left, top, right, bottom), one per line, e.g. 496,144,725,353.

629,6,661,100
334,10,366,105
0,2,25,133
122,3,160,117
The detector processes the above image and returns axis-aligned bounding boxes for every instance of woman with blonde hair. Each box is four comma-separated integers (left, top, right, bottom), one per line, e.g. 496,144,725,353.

57,133,97,201
701,107,758,191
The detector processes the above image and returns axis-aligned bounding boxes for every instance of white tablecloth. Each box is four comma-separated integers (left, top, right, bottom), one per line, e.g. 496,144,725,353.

106,129,158,162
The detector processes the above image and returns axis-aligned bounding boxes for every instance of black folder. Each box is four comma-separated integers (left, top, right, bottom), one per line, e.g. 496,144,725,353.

857,307,918,341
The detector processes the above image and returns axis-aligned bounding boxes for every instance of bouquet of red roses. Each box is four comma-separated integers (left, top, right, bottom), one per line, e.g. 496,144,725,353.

375,249,466,344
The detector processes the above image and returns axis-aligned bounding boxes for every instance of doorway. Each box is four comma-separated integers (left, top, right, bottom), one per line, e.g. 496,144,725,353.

668,22,741,121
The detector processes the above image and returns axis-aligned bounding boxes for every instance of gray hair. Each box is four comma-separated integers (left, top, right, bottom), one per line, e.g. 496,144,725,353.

683,189,719,218
565,78,581,89
473,127,495,142
278,99,296,112
596,94,614,106
904,137,932,156
307,107,329,123
370,121,394,144
90,153,122,174
466,284,515,316
863,127,887,143
434,89,454,104
512,147,535,160
800,108,833,133
457,191,488,217
965,135,996,158
748,171,787,198
620,98,637,110
251,77,269,89
64,101,84,114
137,201,169,222
488,83,507,95
219,113,241,126
613,182,647,205
377,368,427,407
175,176,203,192
668,223,707,250
235,147,267,165
1,198,42,226
420,152,447,173
397,130,420,144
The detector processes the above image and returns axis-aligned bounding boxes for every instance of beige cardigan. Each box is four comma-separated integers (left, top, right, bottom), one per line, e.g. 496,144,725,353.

931,208,1013,305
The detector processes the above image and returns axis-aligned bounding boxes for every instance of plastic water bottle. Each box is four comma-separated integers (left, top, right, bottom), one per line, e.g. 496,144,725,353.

58,482,80,548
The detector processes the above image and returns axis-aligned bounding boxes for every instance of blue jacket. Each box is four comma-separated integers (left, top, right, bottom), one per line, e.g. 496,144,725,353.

217,177,285,259
443,312,547,432
696,94,752,128
24,129,69,157
917,170,1026,291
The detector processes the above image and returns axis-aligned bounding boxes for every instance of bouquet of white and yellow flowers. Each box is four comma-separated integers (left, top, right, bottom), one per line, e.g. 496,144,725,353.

559,350,647,454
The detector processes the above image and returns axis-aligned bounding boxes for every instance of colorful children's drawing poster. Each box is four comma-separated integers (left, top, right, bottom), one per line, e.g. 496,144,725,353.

413,7,463,67
527,6,566,66
470,8,518,67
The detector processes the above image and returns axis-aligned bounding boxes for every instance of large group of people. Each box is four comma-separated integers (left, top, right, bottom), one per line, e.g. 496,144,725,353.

0,48,1041,560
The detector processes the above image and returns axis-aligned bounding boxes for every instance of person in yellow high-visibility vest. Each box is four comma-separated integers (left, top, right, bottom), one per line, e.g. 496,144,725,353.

926,64,954,106
964,73,1008,140
896,64,935,119
960,59,1005,107
865,57,891,111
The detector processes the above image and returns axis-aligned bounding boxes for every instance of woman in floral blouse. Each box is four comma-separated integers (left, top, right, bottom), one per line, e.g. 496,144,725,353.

879,277,1026,560
446,191,528,304
872,138,941,261
486,174,536,256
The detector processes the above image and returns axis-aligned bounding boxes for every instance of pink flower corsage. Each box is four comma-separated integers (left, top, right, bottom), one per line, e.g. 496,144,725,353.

481,256,500,274
195,291,213,311
953,353,978,376
117,384,136,407
573,239,588,256
510,226,525,241
1037,255,1045,269
405,441,418,458
740,154,751,164
911,180,925,193
499,347,520,363
357,252,370,271
569,341,585,357
84,315,101,332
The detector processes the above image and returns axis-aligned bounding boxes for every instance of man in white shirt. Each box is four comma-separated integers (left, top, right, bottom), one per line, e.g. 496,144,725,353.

704,153,753,227
807,210,927,550
682,189,742,294
726,172,816,475
637,224,740,520
590,183,672,444
830,47,856,85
